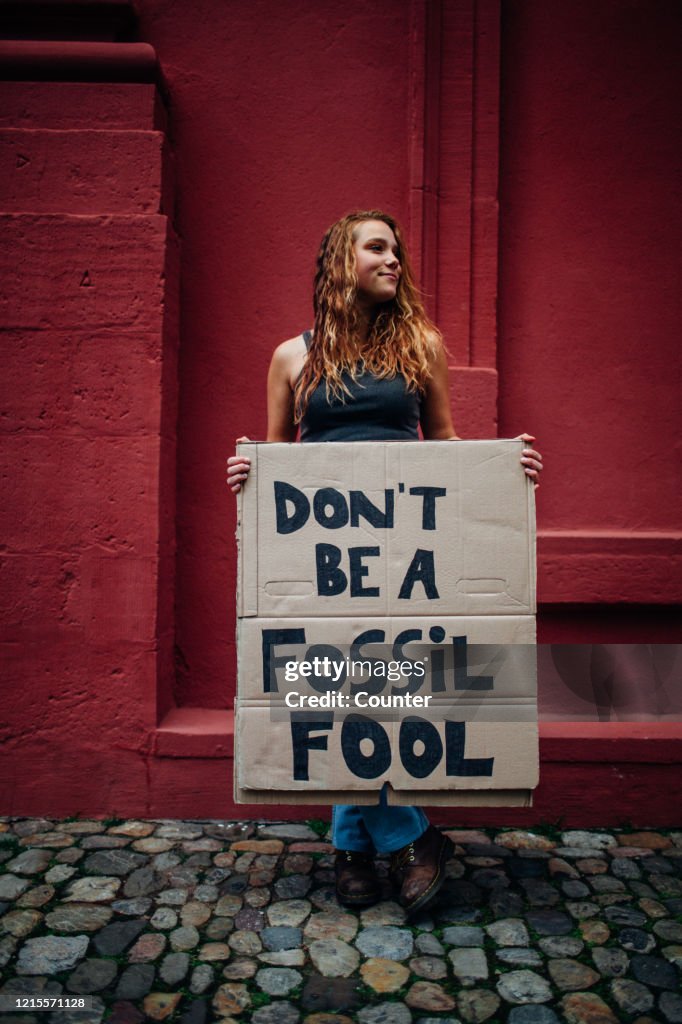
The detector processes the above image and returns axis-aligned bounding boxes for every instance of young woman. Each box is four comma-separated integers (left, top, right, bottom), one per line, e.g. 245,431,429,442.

227,210,542,915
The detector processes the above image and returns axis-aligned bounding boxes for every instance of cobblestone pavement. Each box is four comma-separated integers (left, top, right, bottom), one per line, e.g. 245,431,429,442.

1,819,681,1024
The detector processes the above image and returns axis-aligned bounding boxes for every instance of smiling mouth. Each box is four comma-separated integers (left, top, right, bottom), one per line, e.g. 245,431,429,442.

380,273,398,281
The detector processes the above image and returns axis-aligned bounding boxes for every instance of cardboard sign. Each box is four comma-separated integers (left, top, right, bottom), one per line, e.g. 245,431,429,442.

235,440,538,806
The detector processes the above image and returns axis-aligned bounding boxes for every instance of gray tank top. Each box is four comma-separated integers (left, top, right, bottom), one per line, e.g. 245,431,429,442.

299,331,421,443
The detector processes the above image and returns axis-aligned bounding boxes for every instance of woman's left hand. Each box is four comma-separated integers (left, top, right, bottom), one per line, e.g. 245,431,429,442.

516,433,543,490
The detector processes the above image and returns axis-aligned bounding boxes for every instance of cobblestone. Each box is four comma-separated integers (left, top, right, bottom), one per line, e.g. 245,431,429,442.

660,991,682,1023
128,931,166,962
6,849,53,875
62,876,121,902
65,958,118,993
408,954,448,978
405,980,456,1012
486,917,529,945
0,908,43,937
261,924,302,950
267,898,312,927
355,925,413,960
2,817,681,1022
497,947,543,966
591,945,629,976
448,946,489,985
415,931,444,955
303,910,357,942
441,924,484,946
309,938,360,976
16,935,89,974
149,906,177,930
497,969,553,1004
255,965,302,995
539,935,584,956
42,904,112,933
507,1008,561,1024
360,956,410,991
611,978,656,1015
547,957,600,990
0,874,31,900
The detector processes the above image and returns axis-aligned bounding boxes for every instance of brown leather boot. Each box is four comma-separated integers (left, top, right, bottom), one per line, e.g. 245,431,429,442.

334,850,381,907
389,825,454,915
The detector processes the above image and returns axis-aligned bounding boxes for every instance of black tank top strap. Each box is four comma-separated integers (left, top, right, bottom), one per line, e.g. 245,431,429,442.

303,330,313,350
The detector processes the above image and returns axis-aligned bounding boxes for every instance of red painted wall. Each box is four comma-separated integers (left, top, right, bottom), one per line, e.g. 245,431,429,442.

498,0,681,534
0,72,179,810
1,0,679,821
134,0,418,708
135,0,681,708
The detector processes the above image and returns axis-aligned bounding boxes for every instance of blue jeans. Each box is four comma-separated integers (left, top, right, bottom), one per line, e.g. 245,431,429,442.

332,788,429,855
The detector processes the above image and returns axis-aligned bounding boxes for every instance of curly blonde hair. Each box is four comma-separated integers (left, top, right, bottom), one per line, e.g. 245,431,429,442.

294,211,441,422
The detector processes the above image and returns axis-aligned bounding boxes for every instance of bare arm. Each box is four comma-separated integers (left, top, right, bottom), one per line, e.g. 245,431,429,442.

227,336,304,492
420,341,460,440
266,341,298,443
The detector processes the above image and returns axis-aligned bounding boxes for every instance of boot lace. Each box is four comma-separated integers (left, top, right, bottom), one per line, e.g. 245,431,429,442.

393,841,416,869
339,850,371,864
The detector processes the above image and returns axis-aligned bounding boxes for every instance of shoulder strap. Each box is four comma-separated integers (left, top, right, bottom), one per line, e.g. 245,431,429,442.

302,330,313,350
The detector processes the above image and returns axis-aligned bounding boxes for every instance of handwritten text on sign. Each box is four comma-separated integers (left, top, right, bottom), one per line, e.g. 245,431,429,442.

259,632,534,783
274,481,445,599
236,441,537,805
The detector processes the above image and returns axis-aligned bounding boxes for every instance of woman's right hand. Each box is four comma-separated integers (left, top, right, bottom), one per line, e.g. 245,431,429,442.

226,436,252,493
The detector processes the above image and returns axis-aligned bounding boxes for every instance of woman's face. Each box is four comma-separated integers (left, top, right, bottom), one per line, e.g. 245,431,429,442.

352,219,401,309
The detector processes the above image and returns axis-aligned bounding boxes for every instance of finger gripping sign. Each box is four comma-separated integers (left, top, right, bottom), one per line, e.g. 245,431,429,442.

235,440,538,806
